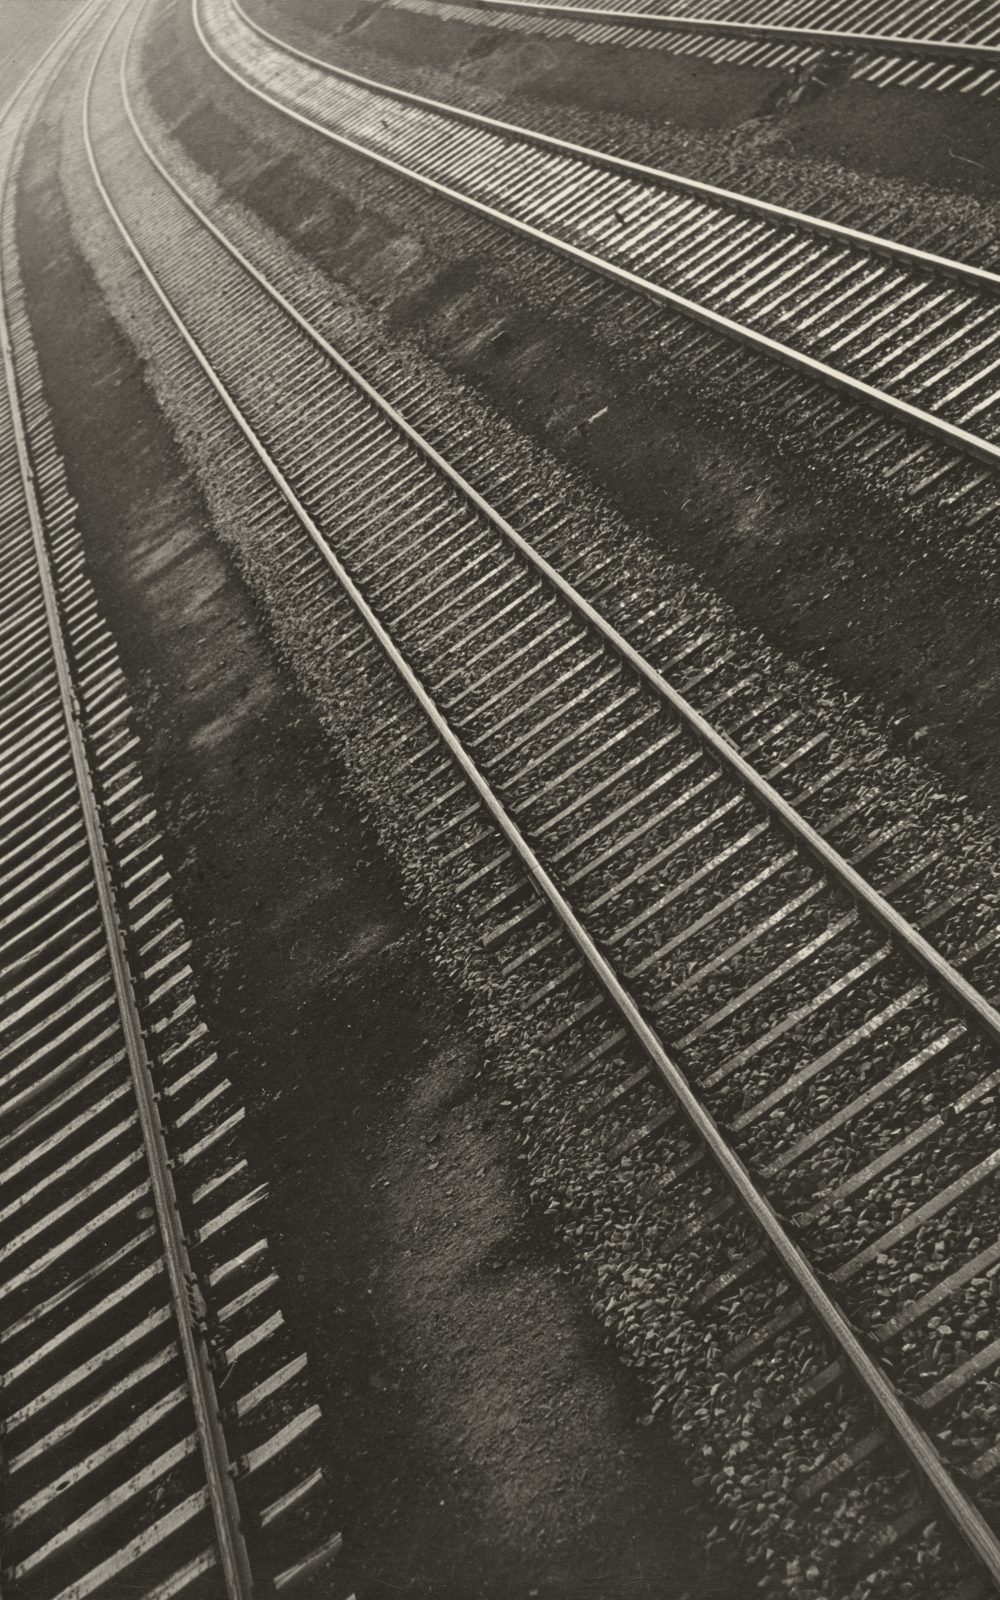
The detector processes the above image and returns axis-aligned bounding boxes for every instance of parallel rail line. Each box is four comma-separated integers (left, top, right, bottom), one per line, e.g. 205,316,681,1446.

85,0,1000,1587
0,7,340,1596
383,0,1000,96
201,0,1000,514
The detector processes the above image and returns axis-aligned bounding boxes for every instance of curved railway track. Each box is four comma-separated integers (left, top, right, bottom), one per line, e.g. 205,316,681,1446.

197,0,1000,523
75,0,1000,1589
0,10,341,1597
382,0,1000,98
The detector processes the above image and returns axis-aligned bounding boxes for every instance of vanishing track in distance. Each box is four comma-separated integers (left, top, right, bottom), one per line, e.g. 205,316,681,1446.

381,0,1000,96
202,0,1000,526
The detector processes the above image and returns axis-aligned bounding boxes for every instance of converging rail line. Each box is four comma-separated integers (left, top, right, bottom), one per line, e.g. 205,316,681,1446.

381,0,1000,97
201,0,1000,520
0,8,341,1596
79,0,1000,1588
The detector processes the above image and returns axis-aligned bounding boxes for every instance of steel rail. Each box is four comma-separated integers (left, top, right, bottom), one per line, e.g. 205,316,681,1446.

233,0,1000,301
211,0,1000,479
2,9,254,1597
100,2,1000,1581
0,6,103,128
414,0,1000,68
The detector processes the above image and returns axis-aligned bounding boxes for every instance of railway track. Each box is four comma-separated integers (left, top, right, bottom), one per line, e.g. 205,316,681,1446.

384,0,1000,99
73,0,1000,1590
0,11,341,1597
198,0,1000,525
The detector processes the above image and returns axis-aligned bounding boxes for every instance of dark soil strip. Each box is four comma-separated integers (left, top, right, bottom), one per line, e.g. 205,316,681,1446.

15,76,745,1600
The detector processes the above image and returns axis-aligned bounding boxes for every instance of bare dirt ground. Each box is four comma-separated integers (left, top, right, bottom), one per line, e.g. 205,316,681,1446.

10,24,746,1598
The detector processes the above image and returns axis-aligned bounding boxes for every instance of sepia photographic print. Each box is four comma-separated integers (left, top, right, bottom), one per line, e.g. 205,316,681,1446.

3,0,1000,1596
